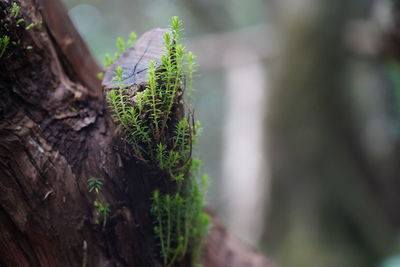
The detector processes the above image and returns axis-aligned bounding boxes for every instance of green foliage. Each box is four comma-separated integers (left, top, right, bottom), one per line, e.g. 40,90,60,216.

107,16,209,266
87,177,110,228
0,2,26,58
25,23,35,30
151,168,210,266
94,200,111,227
9,3,20,18
97,72,104,80
127,32,137,47
0,35,10,58
185,51,197,103
16,18,24,27
8,2,24,26
25,21,42,30
88,177,104,194
103,32,137,67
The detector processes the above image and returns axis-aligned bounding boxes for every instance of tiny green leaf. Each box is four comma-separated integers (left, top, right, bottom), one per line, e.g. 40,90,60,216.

25,23,35,30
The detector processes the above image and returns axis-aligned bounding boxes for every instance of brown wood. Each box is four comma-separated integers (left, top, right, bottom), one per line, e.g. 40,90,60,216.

0,0,271,266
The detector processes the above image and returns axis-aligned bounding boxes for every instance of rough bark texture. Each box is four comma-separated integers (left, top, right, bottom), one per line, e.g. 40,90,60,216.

0,0,271,266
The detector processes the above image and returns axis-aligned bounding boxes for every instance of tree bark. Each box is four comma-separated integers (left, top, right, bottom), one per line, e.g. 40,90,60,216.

0,0,271,266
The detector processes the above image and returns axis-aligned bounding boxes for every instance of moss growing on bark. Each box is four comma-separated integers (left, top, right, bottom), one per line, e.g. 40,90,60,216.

107,16,210,266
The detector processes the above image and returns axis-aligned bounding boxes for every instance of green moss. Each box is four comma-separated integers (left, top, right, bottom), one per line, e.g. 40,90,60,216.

9,2,20,19
25,21,42,30
0,36,10,58
107,16,210,266
97,72,104,81
16,18,24,27
1,2,31,58
103,32,137,67
25,23,35,30
88,177,110,228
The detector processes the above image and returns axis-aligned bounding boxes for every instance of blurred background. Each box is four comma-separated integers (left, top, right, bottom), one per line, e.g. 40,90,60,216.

62,0,400,266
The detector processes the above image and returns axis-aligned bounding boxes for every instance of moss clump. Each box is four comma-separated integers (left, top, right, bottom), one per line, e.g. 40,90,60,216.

0,1,26,58
107,16,210,266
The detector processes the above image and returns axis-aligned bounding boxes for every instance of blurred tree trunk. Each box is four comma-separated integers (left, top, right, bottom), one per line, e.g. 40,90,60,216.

263,0,400,266
0,0,271,266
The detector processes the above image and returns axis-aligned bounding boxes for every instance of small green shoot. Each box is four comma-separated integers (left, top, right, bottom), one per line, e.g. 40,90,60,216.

103,32,138,67
87,177,110,228
16,18,24,27
127,32,137,47
25,21,42,30
25,23,35,30
97,72,104,80
94,200,111,228
9,3,20,18
88,177,104,194
116,37,125,54
0,36,10,58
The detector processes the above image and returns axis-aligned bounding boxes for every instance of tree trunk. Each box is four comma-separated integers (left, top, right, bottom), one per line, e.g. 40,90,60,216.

0,0,271,266
262,1,400,266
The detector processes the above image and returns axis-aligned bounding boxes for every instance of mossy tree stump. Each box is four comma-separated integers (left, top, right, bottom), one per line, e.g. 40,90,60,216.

0,0,272,266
